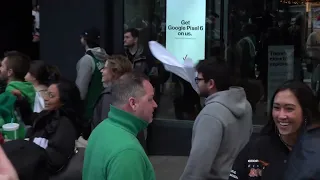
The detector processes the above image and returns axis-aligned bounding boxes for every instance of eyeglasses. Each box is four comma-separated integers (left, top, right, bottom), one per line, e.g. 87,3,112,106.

195,77,205,84
43,91,55,99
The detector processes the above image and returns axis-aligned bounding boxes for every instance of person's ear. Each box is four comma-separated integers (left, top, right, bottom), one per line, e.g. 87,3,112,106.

129,97,137,111
207,79,215,89
7,69,13,77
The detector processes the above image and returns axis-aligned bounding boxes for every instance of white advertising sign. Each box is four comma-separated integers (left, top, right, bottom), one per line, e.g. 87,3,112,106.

166,0,206,64
268,46,294,111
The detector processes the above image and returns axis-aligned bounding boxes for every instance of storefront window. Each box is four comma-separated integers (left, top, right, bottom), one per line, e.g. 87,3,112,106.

124,0,222,120
124,0,151,45
124,0,318,125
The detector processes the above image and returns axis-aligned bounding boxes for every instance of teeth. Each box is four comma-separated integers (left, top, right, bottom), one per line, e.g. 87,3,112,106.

279,122,289,126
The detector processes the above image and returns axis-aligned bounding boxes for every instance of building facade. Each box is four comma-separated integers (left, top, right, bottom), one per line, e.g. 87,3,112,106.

40,0,316,154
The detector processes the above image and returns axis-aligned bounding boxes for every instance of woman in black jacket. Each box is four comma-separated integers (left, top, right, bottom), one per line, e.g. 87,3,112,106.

27,78,84,172
229,80,320,180
3,79,84,180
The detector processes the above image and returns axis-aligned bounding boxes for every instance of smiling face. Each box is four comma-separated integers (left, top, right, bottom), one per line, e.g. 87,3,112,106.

272,89,303,136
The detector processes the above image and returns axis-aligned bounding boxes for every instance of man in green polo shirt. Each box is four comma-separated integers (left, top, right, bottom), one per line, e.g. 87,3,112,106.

83,72,157,180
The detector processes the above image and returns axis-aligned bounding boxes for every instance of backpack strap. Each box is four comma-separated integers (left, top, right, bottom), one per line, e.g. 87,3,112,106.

86,50,95,58
86,50,104,72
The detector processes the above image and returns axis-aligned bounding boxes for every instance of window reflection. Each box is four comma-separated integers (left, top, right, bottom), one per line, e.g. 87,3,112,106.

124,0,320,124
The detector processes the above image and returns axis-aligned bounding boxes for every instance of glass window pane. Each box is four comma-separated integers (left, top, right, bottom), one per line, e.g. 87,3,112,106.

124,0,314,126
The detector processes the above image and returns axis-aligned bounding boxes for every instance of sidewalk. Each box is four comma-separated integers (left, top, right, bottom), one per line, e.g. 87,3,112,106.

150,156,188,180
148,133,260,180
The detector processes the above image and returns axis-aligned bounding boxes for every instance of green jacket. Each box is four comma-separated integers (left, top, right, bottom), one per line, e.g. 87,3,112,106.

6,81,36,108
83,105,155,180
0,81,35,138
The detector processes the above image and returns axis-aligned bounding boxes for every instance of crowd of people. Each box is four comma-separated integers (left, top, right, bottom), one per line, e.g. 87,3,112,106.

0,26,167,179
0,13,319,179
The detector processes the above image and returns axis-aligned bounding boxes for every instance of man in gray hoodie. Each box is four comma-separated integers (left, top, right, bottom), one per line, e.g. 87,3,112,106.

76,27,108,127
180,58,252,180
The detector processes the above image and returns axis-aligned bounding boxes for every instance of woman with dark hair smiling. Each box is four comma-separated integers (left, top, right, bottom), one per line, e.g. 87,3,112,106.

229,80,320,180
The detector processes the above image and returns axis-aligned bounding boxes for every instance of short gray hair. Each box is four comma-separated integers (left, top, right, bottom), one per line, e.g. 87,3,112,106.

111,71,149,107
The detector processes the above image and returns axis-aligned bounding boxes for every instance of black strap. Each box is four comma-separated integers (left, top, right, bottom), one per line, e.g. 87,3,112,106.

86,50,95,58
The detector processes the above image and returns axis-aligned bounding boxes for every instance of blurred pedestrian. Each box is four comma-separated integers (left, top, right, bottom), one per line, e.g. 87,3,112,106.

0,147,18,180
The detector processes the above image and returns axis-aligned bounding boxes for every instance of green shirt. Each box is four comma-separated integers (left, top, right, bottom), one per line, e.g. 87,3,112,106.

83,105,155,180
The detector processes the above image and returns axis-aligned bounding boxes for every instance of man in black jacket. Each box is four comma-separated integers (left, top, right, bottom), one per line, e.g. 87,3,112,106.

123,28,149,74
123,28,169,112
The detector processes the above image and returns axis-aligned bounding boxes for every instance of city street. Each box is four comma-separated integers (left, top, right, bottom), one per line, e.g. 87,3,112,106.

149,131,261,180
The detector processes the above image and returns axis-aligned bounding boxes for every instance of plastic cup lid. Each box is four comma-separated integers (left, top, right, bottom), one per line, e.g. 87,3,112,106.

2,123,19,131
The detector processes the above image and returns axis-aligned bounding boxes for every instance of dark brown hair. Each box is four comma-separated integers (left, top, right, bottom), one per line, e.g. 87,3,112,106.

4,51,31,81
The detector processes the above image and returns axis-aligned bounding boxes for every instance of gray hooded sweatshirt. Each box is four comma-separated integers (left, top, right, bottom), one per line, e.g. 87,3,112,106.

76,47,108,100
180,87,252,180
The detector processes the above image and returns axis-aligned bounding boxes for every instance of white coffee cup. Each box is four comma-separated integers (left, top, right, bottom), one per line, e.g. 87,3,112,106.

2,123,20,140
